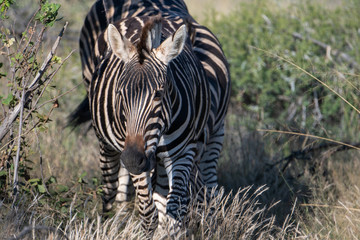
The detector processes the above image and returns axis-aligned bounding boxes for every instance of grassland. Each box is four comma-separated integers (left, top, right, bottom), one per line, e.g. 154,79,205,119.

0,0,359,239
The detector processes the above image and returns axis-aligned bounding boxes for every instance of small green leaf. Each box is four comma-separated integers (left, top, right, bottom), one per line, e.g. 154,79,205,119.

80,172,87,179
0,170,7,177
28,178,41,183
37,125,49,132
39,198,46,205
35,112,48,122
15,52,23,61
1,72,8,78
52,55,62,64
92,177,99,186
60,206,67,213
2,93,14,105
56,184,69,193
47,176,57,184
38,184,46,193
59,197,71,203
35,1,61,27
78,172,87,183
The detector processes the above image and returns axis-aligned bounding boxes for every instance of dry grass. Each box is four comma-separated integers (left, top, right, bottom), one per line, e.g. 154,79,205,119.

1,186,301,240
1,0,360,239
295,152,360,239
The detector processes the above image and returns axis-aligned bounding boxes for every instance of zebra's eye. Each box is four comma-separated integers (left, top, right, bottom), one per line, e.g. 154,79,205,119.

153,90,163,101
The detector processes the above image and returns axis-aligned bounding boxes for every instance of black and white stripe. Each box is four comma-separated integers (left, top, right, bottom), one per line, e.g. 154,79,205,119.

73,0,231,236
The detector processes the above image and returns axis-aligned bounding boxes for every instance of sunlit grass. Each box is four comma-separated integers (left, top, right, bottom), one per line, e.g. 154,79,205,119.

1,0,359,239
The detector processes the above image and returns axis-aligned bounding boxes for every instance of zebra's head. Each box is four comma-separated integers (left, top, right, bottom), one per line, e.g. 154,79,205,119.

107,18,187,175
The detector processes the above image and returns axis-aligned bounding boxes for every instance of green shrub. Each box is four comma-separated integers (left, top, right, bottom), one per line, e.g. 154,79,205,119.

205,0,360,140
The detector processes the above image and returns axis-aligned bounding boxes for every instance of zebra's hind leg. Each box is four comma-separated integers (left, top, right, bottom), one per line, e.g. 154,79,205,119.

99,141,121,213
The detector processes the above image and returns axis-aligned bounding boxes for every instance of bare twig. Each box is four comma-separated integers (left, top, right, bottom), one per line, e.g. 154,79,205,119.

34,81,81,111
19,7,40,47
31,49,76,111
0,21,68,142
0,98,66,153
33,125,50,195
259,129,360,151
266,139,360,172
312,90,323,125
12,87,26,202
334,70,360,93
292,32,360,70
22,49,77,124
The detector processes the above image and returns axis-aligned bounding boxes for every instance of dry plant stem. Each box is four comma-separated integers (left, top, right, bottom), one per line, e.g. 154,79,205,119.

30,49,76,112
19,8,40,48
334,70,360,92
22,49,76,123
6,39,16,85
33,125,50,195
34,81,81,111
250,46,360,115
292,32,360,70
12,87,26,201
263,131,360,171
258,129,360,151
300,203,360,214
339,71,360,78
0,100,63,153
0,21,69,142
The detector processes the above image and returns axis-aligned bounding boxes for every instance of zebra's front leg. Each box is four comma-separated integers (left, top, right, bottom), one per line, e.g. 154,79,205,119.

130,170,159,236
115,166,134,211
163,146,196,231
99,141,121,212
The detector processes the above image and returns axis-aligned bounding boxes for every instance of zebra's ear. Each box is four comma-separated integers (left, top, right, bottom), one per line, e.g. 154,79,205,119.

145,19,162,50
155,25,187,65
107,24,135,62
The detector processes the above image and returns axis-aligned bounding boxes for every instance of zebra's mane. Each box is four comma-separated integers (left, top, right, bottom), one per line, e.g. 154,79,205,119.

136,15,162,64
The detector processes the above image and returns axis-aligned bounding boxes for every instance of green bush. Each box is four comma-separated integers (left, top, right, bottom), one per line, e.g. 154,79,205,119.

206,0,360,140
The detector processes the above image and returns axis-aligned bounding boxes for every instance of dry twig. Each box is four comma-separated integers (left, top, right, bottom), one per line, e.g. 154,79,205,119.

0,21,69,143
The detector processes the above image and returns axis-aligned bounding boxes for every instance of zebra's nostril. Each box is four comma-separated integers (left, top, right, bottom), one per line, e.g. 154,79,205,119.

121,148,149,175
137,157,149,171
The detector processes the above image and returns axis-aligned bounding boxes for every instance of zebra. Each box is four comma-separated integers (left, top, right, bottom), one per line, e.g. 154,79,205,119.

70,0,231,235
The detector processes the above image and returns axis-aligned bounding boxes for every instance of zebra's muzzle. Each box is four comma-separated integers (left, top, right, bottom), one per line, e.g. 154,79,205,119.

121,134,152,175
121,146,150,175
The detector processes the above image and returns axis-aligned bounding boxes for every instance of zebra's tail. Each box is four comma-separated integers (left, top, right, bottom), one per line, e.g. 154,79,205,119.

67,97,92,128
